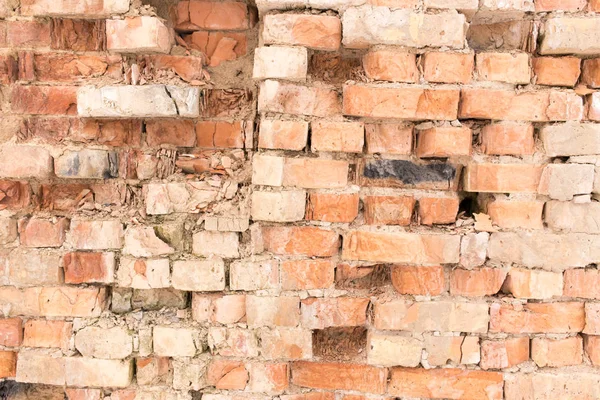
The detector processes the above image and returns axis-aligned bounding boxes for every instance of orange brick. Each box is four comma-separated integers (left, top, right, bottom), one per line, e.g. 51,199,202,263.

416,126,472,157
363,50,418,82
391,265,445,296
0,318,22,347
584,335,600,366
261,226,340,257
592,0,600,11
480,337,530,370
262,14,341,51
363,195,415,226
18,217,69,248
476,52,530,84
582,58,600,88
311,121,364,153
344,85,460,120
531,336,583,367
450,268,507,297
480,122,535,155
196,121,244,149
11,85,77,115
490,302,585,333
187,31,248,64
486,199,544,229
65,388,103,400
464,164,543,193
283,158,348,189
259,119,308,151
63,252,115,284
0,351,16,378
280,259,335,290
306,193,359,223
185,1,250,30
535,0,586,11
145,120,195,147
533,56,581,87
503,268,562,299
7,20,51,48
291,362,387,394
418,196,459,225
365,123,413,154
389,368,503,400
22,319,72,348
207,359,248,390
422,52,474,84
301,297,369,329
460,88,583,121
564,269,600,299
247,362,289,393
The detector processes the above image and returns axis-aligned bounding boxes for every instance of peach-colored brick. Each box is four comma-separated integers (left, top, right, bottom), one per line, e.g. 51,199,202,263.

476,52,531,84
306,193,359,223
582,58,600,88
450,268,507,297
532,336,583,367
22,319,72,348
280,260,335,290
464,164,543,193
391,265,445,296
364,195,415,226
363,50,418,82
291,362,387,394
533,56,581,87
283,158,348,189
18,217,69,248
300,297,369,329
416,126,471,157
311,121,364,153
490,302,585,333
365,123,413,154
564,269,600,299
423,52,474,83
480,122,535,155
486,199,544,229
262,14,341,51
261,226,340,257
259,120,308,151
418,196,460,225
480,337,530,370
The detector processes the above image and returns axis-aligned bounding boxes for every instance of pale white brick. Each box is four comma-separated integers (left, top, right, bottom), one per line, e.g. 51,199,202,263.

251,190,306,222
172,259,226,291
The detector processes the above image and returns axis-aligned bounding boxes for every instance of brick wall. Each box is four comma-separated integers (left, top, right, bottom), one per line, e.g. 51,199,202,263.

2,0,600,398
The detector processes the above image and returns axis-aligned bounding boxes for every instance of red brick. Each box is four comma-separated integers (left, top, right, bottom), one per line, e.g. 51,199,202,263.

0,351,16,378
416,126,471,157
22,319,71,348
480,122,535,155
418,196,459,225
391,265,445,296
291,362,387,394
207,359,248,390
365,123,413,154
259,120,308,151
533,56,581,87
490,302,585,333
0,53,17,84
486,199,544,229
476,52,530,84
306,193,359,223
261,226,340,257
7,20,51,48
63,252,115,284
459,88,583,121
464,164,543,193
344,85,460,120
450,268,507,297
423,52,474,83
364,195,415,225
40,183,125,211
185,1,250,30
31,53,122,83
51,19,106,51
0,318,22,347
262,14,341,51
301,297,369,329
531,336,583,367
0,180,32,210
76,120,143,147
19,117,73,144
535,0,586,11
280,259,335,290
196,121,245,149
11,85,77,115
146,120,195,147
18,217,69,248
311,121,364,153
389,368,503,400
284,158,348,189
363,50,417,82
480,337,530,370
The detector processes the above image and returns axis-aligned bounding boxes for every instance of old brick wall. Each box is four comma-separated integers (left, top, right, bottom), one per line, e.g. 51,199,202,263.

2,0,600,398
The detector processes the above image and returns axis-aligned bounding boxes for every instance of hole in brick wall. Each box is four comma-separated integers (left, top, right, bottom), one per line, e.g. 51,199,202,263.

458,196,478,218
309,53,365,84
139,0,179,20
313,327,367,362
0,382,65,400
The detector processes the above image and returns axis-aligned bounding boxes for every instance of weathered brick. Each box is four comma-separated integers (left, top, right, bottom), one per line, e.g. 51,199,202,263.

18,217,68,248
305,193,359,223
208,327,259,357
117,258,170,289
486,199,544,229
423,52,474,84
261,226,339,257
311,121,364,153
367,333,422,367
0,145,53,179
374,300,489,333
50,19,106,51
253,45,308,81
229,259,279,291
11,85,77,115
490,302,584,333
505,372,600,399
361,159,460,190
541,17,600,55
539,163,594,201
363,195,415,226
389,368,503,400
365,123,413,154
481,122,534,155
450,268,506,297
196,121,246,149
63,252,115,284
22,319,71,349
206,359,247,390
258,119,308,150
247,362,289,393
184,1,251,30
585,335,600,365
363,50,417,82
342,7,465,49
7,20,51,48
153,326,199,357
29,53,122,83
192,293,246,324
344,85,460,120
0,351,16,378
291,362,387,394
0,286,107,317
145,120,195,147
300,297,369,329
545,201,600,233
533,56,581,87
247,296,300,327
192,231,239,258
585,303,600,334
78,85,199,118
0,180,31,211
582,58,600,88
461,88,583,121
343,231,460,264
21,0,129,15
107,17,173,53
55,149,118,179
260,328,313,360
531,336,582,367
7,249,62,287
502,268,563,299
423,335,464,366
258,80,341,117
172,259,225,291
262,14,341,51
416,126,471,157
280,259,334,290
564,269,600,299
476,52,530,84
137,357,171,386
418,196,460,225
464,163,542,193
0,318,22,347
75,326,132,359
252,190,306,222
284,158,348,189
144,182,219,215
391,265,445,296
67,219,123,250
480,337,530,370
541,123,600,156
